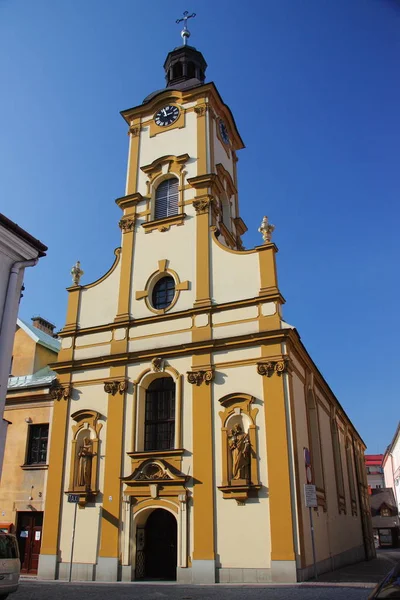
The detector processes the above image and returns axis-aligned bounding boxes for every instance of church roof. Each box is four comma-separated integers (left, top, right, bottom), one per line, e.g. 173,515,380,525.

17,318,61,353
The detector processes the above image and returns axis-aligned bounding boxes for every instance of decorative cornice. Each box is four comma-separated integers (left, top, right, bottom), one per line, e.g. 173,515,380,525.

115,192,143,211
187,173,218,190
119,216,136,233
193,196,213,214
104,380,128,395
257,359,290,377
194,104,209,117
50,384,71,401
186,369,214,386
129,126,141,137
141,213,186,233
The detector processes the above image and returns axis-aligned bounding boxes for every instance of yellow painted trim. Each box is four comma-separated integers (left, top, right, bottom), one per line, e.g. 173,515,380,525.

39,374,70,556
192,352,215,561
261,345,295,562
79,248,122,290
126,121,140,195
287,370,306,567
137,265,188,315
120,84,244,151
210,226,255,255
133,498,179,515
99,364,126,558
141,213,186,233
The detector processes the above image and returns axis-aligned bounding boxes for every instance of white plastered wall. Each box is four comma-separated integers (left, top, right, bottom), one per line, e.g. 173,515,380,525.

58,383,109,564
212,127,234,180
291,370,363,569
136,108,198,197
210,241,259,305
78,262,121,329
130,219,196,318
212,361,270,569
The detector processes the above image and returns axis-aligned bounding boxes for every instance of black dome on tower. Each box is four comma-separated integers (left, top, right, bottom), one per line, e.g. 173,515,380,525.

163,45,207,91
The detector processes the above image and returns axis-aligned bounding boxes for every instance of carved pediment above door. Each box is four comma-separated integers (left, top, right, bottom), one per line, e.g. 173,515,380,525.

122,451,188,500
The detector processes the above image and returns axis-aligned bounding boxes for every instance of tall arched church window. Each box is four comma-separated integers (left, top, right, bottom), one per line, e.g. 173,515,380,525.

307,390,324,491
331,417,346,512
155,179,179,220
144,378,175,451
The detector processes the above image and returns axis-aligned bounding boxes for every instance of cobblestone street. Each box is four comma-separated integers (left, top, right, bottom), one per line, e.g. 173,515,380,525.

13,582,373,600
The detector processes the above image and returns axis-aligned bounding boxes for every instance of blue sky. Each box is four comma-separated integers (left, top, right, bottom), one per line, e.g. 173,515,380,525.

1,0,399,453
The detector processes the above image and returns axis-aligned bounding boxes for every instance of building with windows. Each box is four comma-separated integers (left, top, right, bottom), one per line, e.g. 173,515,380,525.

383,423,400,514
0,317,60,574
365,455,385,491
370,488,399,548
37,35,374,584
0,214,47,478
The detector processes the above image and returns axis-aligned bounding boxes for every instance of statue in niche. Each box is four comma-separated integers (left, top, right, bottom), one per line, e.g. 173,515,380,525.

228,423,250,482
77,437,93,488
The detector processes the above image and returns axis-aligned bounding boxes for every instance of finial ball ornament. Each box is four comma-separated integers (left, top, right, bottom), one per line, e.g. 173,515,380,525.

258,216,275,244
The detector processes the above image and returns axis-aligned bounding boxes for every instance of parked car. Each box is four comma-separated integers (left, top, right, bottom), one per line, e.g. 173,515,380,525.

368,561,400,599
0,533,20,599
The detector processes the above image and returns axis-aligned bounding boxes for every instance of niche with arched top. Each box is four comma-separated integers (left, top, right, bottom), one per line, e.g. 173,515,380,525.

218,393,261,503
68,410,103,501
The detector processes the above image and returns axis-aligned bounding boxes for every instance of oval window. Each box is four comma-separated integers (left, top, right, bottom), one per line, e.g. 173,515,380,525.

151,276,175,310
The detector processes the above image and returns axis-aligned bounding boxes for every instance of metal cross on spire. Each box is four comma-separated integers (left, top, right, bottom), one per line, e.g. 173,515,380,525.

176,11,196,46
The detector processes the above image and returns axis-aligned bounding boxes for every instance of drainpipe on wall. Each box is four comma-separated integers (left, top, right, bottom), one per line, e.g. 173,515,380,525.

0,258,38,479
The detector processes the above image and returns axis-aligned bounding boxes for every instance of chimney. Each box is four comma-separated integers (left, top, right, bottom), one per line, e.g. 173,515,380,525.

31,316,56,337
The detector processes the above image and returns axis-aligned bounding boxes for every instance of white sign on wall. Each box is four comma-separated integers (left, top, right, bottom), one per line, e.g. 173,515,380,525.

304,484,317,508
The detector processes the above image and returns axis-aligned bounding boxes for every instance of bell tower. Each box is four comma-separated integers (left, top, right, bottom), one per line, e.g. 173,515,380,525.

115,17,248,324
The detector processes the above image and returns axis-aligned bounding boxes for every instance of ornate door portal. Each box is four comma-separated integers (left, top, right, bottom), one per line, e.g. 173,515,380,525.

136,509,177,581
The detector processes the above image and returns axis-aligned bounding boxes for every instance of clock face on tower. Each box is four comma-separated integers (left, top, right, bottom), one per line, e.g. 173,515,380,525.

219,120,229,144
154,105,180,127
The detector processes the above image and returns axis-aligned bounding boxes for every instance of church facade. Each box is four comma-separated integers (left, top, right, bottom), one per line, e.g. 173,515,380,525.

37,38,374,584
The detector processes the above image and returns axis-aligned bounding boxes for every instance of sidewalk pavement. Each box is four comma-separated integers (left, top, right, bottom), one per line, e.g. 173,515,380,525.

318,550,400,584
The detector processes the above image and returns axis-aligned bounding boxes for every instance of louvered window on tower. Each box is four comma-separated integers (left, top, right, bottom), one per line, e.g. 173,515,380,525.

154,178,179,220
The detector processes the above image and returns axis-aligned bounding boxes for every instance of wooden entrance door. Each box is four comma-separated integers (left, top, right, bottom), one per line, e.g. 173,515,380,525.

143,509,177,580
16,512,43,574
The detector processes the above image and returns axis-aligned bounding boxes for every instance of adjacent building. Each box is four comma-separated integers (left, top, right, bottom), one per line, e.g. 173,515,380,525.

365,455,385,491
0,317,60,574
36,36,374,584
383,423,400,514
0,214,47,476
370,488,399,548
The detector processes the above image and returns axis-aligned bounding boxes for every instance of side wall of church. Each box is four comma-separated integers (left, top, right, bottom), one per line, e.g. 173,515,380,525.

290,354,364,576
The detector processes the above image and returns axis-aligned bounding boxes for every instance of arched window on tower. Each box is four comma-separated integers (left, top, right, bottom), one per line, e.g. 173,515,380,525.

154,178,179,220
187,61,196,78
144,378,175,451
172,62,183,79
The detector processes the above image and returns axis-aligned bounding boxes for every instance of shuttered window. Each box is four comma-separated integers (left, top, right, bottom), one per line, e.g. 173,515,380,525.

154,179,179,220
144,378,175,451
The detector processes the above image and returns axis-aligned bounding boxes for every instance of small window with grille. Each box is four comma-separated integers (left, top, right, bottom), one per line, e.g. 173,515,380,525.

151,276,175,310
26,423,49,465
144,378,175,451
154,178,179,220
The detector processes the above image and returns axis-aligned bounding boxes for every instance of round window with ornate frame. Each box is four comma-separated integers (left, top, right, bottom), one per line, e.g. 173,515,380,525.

135,261,190,315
